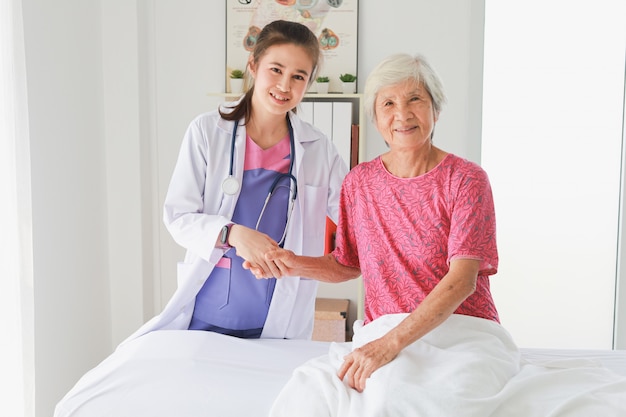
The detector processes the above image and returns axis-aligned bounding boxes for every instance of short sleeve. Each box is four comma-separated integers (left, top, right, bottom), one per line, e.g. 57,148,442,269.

447,165,498,276
332,171,361,269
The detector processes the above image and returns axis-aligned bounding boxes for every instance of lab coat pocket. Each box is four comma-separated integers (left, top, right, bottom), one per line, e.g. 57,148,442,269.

200,257,232,309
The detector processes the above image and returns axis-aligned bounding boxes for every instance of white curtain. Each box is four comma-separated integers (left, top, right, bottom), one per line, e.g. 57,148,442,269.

0,0,34,416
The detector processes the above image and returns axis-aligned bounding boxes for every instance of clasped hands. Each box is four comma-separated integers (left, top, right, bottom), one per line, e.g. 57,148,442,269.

227,225,287,278
241,245,295,280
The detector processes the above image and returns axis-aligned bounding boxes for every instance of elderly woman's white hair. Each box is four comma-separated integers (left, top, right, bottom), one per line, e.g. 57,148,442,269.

363,53,447,121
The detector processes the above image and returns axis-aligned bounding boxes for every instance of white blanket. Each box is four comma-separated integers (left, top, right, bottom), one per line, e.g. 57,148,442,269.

269,314,626,417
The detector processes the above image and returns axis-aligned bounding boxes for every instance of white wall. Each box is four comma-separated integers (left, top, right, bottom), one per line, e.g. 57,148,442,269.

357,1,485,163
101,0,149,347
23,1,484,416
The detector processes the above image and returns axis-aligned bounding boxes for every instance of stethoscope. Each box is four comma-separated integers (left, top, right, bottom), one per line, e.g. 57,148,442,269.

222,117,298,245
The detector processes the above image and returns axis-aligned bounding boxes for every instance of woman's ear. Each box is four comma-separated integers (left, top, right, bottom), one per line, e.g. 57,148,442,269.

247,56,256,79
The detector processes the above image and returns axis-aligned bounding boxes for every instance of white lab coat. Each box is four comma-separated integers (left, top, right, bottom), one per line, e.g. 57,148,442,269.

120,107,348,347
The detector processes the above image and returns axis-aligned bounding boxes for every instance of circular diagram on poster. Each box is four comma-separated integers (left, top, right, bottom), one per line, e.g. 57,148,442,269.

319,28,339,50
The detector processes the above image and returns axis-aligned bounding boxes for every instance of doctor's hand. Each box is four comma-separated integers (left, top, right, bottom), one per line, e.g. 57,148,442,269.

228,225,281,277
337,337,400,393
244,248,297,279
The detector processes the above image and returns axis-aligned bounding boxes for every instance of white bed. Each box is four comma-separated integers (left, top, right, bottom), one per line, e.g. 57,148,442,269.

55,315,626,417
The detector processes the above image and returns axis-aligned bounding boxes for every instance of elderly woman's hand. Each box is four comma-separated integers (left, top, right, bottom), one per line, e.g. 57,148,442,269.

337,337,400,392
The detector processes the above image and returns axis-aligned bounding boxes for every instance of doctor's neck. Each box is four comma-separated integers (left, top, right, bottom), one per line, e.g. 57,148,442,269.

246,113,290,150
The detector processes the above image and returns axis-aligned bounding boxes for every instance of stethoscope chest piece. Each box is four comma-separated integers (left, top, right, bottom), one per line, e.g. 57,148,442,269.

222,176,240,195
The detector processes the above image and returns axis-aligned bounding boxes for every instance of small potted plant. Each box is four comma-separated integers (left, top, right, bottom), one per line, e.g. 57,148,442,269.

229,69,245,94
314,76,330,94
339,73,357,94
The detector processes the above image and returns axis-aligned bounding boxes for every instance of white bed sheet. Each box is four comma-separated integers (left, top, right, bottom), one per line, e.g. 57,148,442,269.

54,330,330,417
521,347,626,376
55,324,626,417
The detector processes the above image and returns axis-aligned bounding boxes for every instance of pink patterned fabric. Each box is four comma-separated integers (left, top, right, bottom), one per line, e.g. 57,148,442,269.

334,154,499,323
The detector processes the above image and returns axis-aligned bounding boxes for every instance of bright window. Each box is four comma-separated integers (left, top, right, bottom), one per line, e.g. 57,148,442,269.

482,0,626,348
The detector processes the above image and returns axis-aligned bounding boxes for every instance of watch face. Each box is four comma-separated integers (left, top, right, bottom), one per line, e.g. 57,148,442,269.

221,225,230,245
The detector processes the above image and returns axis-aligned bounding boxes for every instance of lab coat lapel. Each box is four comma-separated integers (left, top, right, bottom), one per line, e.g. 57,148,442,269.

261,114,307,338
219,117,245,216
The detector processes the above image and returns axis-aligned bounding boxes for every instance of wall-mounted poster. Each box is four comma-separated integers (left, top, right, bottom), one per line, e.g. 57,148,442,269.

226,0,359,94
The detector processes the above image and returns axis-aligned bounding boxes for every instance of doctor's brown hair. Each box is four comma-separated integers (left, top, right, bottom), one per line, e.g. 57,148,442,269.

219,20,321,123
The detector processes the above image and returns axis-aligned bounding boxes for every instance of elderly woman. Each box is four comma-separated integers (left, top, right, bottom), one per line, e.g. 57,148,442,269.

250,53,499,393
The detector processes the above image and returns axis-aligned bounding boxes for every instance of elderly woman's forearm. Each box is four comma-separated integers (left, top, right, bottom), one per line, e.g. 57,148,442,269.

294,253,360,283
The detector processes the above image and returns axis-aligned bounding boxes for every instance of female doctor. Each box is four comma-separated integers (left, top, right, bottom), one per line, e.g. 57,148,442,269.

122,20,348,344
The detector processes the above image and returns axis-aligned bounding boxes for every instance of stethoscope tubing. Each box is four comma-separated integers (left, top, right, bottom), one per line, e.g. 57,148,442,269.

223,116,297,197
223,115,298,246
